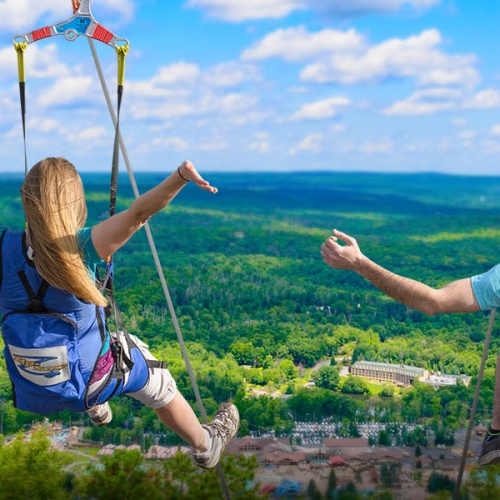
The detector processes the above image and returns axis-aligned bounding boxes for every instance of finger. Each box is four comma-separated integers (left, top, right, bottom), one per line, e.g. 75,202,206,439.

333,229,355,246
200,184,218,194
321,243,337,259
325,236,340,249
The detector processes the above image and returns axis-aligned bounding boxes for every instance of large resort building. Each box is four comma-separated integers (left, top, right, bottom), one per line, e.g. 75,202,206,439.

351,360,427,386
350,360,471,388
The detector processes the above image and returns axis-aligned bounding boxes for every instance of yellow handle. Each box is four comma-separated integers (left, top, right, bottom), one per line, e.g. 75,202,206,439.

14,41,28,83
116,44,129,86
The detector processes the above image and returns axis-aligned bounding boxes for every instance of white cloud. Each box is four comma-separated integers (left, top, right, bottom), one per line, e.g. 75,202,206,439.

130,100,194,120
457,130,476,140
385,87,500,116
153,63,201,86
463,89,500,109
33,118,61,133
0,95,18,124
185,0,306,22
126,62,260,122
152,136,189,151
206,92,258,115
289,133,322,155
310,0,440,18
300,29,478,88
230,110,274,125
385,88,461,115
481,139,500,155
0,0,68,33
68,126,108,142
127,62,261,111
291,96,351,120
26,45,73,79
185,0,439,22
38,75,95,106
129,89,257,121
330,124,345,133
127,80,185,100
96,0,136,24
0,44,71,82
489,124,500,136
0,45,19,81
450,117,466,127
196,139,228,151
249,132,271,154
126,65,198,109
242,26,365,62
360,140,393,153
203,62,261,88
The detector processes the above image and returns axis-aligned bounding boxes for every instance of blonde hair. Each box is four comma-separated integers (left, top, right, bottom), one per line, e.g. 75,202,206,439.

21,158,108,307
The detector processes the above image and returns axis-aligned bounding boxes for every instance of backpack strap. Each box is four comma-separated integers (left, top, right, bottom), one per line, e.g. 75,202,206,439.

0,229,6,291
17,270,49,313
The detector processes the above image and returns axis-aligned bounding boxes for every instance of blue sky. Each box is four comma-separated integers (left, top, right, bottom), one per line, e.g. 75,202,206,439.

0,0,499,174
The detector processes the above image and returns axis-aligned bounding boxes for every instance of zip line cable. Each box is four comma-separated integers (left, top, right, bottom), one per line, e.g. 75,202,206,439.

87,38,210,424
454,308,497,499
88,39,232,500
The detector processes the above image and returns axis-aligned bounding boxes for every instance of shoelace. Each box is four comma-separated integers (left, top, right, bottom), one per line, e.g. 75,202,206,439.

209,410,235,441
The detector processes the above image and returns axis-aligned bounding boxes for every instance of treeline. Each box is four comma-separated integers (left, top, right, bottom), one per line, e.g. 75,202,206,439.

0,430,259,500
0,172,499,441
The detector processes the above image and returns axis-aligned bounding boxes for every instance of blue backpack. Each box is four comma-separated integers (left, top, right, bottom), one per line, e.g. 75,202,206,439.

0,229,130,415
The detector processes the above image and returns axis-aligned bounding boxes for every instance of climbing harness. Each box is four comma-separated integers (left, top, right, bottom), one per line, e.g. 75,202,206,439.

12,3,232,498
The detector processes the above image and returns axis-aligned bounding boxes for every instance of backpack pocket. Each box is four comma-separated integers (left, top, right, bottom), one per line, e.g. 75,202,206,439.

2,311,90,415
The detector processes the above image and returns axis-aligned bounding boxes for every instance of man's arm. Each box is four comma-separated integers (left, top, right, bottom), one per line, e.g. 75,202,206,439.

91,161,217,259
321,229,480,315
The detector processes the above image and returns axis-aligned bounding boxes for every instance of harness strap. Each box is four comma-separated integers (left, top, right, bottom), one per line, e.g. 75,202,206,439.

109,45,129,220
148,360,167,369
14,42,28,177
105,289,168,373
103,44,129,314
17,270,49,313
0,229,6,291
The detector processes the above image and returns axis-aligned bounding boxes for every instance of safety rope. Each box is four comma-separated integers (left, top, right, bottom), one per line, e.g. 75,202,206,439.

87,40,233,500
454,308,497,499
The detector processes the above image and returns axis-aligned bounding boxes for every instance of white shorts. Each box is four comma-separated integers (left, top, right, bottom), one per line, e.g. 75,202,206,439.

117,332,178,409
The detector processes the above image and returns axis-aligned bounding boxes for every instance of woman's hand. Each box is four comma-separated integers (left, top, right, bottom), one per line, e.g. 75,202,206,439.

178,161,218,194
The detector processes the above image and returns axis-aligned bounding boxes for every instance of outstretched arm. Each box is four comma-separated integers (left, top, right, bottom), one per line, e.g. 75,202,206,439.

91,161,217,259
321,229,480,315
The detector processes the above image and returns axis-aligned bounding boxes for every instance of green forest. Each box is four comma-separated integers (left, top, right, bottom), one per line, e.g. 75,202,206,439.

0,170,500,449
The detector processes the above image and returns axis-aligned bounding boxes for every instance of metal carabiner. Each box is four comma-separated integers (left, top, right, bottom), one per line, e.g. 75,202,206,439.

12,0,129,48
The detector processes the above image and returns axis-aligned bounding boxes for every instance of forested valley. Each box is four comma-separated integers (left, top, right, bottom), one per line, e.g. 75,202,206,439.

1,170,500,451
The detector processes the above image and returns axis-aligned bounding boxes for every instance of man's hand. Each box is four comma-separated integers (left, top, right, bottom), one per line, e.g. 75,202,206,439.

321,229,364,271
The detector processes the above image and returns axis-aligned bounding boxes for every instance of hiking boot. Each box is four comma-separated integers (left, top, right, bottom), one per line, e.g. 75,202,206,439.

192,403,239,469
87,402,113,427
478,433,500,466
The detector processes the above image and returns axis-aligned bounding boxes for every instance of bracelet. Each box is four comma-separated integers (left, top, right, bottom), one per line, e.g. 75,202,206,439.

177,166,190,182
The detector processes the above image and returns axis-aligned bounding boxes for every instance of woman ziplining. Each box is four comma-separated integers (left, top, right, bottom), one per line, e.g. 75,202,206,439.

3,0,240,472
1,158,238,469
